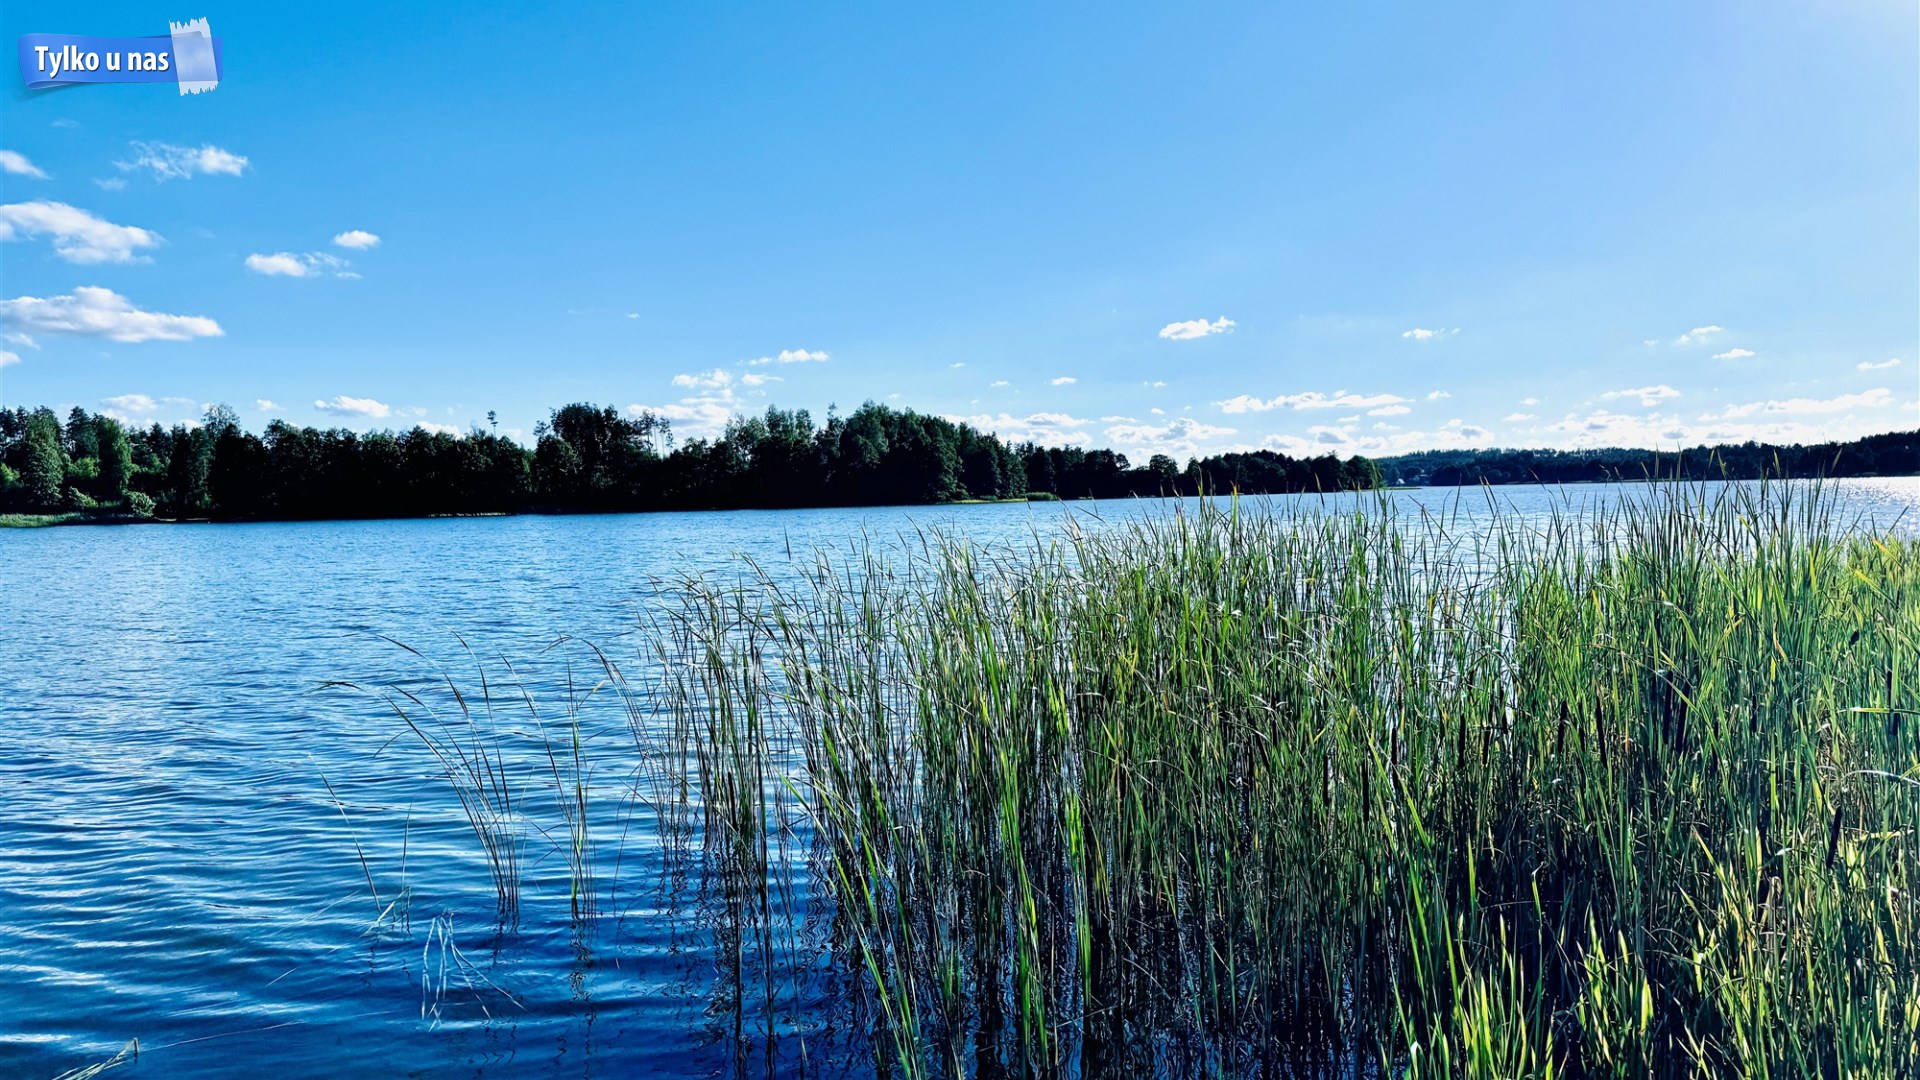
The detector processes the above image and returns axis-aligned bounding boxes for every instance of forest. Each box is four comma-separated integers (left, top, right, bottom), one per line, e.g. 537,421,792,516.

1,401,1911,523
0,400,1379,521
1374,429,1919,486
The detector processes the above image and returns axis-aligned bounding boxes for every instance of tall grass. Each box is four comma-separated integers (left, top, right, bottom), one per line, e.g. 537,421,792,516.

646,481,1918,1077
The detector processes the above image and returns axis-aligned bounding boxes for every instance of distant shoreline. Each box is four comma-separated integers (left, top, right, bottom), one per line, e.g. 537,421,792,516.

5,474,1914,529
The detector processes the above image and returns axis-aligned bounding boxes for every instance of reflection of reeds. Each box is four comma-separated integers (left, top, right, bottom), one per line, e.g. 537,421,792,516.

651,481,1918,1078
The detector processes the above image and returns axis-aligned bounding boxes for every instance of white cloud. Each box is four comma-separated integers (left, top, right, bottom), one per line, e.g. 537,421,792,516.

0,286,221,342
1600,385,1681,407
1368,404,1411,416
1859,357,1902,371
0,151,48,179
1218,390,1411,413
741,372,780,388
625,312,639,319
949,411,1092,445
1427,390,1451,400
255,399,280,411
1520,397,1540,406
949,362,966,369
1158,316,1235,341
1100,415,1136,423
245,251,353,278
1150,407,1165,415
989,379,1010,388
746,347,831,366
0,350,18,368
332,229,380,250
1709,387,1896,419
1505,412,1536,422
1145,379,1168,388
1712,348,1755,361
413,420,462,436
117,141,249,181
314,395,392,419
1674,325,1723,346
1261,419,1497,459
1105,416,1237,457
672,368,734,391
93,177,127,191
1050,376,1077,385
101,393,158,413
0,201,160,264
1402,328,1459,341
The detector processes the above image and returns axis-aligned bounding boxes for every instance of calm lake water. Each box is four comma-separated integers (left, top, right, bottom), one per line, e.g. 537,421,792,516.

3,480,1916,1079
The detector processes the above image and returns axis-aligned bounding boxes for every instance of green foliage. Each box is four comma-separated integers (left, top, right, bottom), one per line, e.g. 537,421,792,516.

94,415,133,503
20,408,68,510
125,490,156,518
646,483,1919,1077
63,486,96,510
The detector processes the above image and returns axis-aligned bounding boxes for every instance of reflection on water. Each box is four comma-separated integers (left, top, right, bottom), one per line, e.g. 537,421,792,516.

1,481,1915,1078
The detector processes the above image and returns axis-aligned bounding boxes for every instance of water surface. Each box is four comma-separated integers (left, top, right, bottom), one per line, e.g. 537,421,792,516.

3,481,1916,1078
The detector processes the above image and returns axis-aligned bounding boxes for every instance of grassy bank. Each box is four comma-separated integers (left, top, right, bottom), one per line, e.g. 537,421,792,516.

358,481,1916,1077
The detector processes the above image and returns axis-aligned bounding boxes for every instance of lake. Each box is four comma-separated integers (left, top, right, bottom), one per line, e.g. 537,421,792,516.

3,479,1917,1079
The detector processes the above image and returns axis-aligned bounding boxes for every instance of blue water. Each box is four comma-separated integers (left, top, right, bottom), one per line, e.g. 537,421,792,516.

3,481,1916,1079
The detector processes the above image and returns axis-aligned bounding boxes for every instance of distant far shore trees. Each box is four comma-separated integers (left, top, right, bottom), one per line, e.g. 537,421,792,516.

0,400,1376,522
0,400,1911,524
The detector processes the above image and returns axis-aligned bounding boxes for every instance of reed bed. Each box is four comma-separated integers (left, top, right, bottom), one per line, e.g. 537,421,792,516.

645,482,1918,1078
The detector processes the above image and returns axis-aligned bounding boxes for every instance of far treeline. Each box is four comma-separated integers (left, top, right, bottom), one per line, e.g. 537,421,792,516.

0,402,1912,523
1374,429,1919,486
0,401,1381,521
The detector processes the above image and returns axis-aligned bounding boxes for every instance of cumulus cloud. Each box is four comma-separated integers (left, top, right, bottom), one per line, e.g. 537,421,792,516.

1158,316,1235,341
0,350,19,368
1427,390,1451,401
1712,348,1755,361
949,411,1092,445
255,399,280,411
1104,415,1237,457
989,379,1010,388
672,368,734,391
314,395,392,419
1708,387,1896,419
1050,376,1077,386
1218,390,1410,413
1859,357,1902,371
117,141,249,181
1260,419,1497,459
1600,385,1681,407
746,348,830,366
414,420,462,436
949,362,966,369
0,201,160,264
1671,325,1724,346
1505,412,1536,422
0,151,48,179
1368,404,1411,416
0,286,221,342
741,372,780,388
332,230,380,250
1520,397,1540,406
245,251,354,278
1402,328,1459,341
101,393,158,413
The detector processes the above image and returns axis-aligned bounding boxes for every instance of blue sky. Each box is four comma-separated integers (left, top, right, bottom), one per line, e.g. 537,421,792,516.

1,1,1915,460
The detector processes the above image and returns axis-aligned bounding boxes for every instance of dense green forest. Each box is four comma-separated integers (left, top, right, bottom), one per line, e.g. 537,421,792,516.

0,401,1379,521
1,401,1911,523
1374,429,1919,486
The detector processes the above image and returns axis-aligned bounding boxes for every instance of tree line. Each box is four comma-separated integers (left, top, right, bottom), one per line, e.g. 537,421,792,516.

1373,430,1919,486
0,401,1381,521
